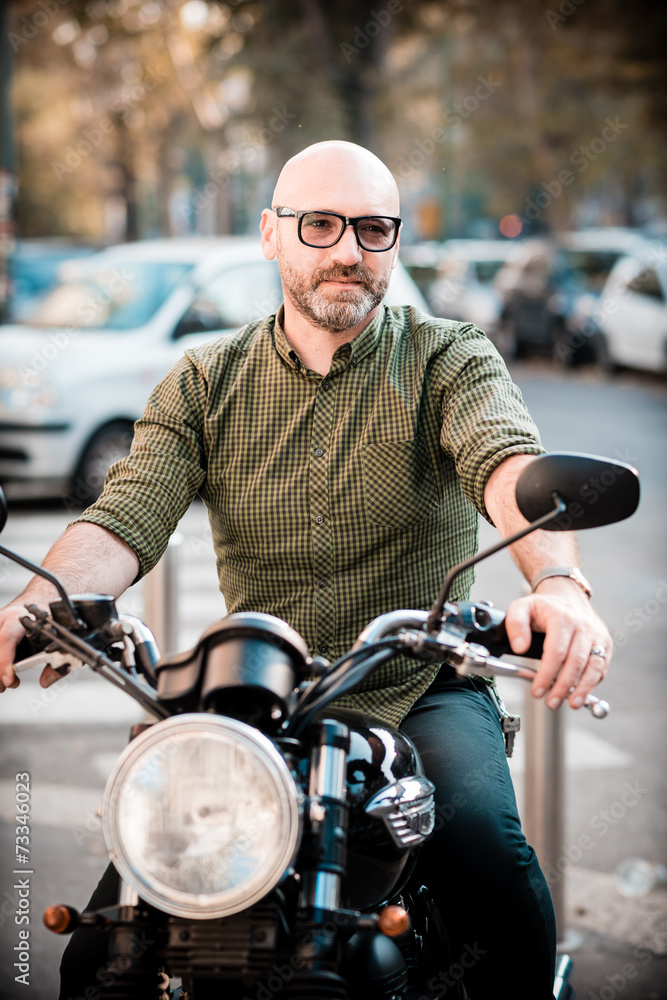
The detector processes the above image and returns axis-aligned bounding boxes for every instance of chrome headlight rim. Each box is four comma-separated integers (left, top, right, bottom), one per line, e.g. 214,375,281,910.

102,713,301,919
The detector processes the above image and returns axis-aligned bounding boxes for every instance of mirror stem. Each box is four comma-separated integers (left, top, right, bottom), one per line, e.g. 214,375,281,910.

425,492,567,634
0,543,82,630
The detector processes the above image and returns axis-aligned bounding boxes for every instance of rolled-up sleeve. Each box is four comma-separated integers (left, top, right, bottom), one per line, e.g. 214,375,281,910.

438,324,544,523
72,353,209,580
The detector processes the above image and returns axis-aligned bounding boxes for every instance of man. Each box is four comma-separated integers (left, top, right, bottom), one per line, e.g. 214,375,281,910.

0,141,611,997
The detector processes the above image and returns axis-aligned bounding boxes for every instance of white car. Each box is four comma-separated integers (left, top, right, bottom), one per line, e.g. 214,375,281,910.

0,238,427,502
494,229,652,360
571,247,667,373
427,239,515,333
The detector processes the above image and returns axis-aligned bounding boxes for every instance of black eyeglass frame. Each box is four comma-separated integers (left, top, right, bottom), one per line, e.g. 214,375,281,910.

273,206,401,252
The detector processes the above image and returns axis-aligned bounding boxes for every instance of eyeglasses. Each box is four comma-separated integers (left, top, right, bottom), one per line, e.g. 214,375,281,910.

273,207,401,252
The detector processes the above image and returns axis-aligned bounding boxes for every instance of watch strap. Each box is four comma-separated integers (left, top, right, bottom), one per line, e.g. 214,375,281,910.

530,566,593,598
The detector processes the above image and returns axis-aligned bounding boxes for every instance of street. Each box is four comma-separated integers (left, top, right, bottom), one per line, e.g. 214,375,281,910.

0,360,665,999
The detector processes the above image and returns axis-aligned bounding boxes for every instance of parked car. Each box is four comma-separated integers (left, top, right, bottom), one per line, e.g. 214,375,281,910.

4,239,99,322
0,237,427,502
565,246,667,373
400,239,515,335
398,241,444,300
426,239,515,334
494,229,650,360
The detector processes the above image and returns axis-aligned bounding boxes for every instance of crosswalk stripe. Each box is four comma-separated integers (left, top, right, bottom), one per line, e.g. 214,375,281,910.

0,676,145,725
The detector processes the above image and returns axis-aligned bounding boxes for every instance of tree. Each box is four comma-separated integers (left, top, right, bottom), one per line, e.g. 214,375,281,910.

8,0,666,240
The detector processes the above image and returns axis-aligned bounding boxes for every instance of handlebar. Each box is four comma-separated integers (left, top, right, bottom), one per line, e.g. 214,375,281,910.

354,606,609,719
10,598,609,719
11,603,168,719
446,641,610,719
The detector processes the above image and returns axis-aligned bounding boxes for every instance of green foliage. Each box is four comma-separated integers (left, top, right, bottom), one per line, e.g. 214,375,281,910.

7,0,666,239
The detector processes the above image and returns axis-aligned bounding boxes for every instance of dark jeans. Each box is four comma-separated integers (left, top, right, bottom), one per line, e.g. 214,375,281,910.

60,672,556,999
400,669,557,998
59,862,120,1000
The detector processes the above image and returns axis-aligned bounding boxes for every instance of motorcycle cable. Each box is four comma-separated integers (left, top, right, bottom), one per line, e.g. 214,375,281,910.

288,643,400,737
425,493,567,634
0,542,83,631
294,639,401,710
20,604,169,719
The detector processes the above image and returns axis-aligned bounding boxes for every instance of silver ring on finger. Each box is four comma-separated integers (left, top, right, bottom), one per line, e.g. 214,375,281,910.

589,645,607,661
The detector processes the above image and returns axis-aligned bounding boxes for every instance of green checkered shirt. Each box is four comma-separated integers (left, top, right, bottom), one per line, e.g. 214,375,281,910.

77,305,543,726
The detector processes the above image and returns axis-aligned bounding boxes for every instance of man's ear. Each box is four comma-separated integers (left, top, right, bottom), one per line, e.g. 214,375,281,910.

260,208,277,261
391,234,400,270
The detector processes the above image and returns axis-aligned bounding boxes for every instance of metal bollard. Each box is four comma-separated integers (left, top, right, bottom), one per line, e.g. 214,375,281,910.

522,691,566,940
143,533,183,656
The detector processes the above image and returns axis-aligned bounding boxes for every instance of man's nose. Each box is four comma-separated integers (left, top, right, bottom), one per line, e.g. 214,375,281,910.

330,223,364,265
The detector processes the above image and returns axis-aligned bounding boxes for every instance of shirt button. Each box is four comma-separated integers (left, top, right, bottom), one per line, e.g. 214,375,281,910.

314,448,324,457
322,381,331,391
315,515,323,524
319,644,329,656
319,579,327,588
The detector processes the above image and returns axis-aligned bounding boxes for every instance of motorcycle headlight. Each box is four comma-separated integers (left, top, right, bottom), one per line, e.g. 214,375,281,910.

103,714,301,919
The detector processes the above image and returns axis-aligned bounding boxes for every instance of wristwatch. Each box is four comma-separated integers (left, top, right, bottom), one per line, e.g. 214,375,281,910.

530,566,593,599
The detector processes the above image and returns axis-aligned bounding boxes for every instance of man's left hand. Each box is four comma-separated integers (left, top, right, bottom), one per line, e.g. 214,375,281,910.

503,577,613,710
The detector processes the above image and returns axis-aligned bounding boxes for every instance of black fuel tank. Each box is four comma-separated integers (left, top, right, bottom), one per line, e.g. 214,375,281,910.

330,709,434,911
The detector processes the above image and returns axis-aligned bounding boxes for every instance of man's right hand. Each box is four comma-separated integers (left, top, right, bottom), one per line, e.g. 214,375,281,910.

0,601,64,692
0,602,30,692
0,522,141,694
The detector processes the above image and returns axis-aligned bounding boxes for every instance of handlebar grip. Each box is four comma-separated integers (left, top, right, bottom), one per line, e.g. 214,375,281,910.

463,609,544,660
14,635,41,664
523,630,545,660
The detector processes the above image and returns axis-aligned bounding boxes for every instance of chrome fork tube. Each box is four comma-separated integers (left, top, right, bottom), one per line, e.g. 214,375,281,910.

301,720,350,915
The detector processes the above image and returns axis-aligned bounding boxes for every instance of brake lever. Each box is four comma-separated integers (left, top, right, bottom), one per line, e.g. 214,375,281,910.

450,642,610,719
13,650,85,675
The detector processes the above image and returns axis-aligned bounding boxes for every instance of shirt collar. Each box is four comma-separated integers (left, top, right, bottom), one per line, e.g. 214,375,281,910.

272,304,386,375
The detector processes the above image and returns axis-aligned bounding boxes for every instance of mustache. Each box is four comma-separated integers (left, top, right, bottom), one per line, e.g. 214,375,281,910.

312,263,377,288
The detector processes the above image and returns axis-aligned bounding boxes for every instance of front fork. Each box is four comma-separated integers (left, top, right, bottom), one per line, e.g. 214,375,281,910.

96,881,164,998
301,719,350,915
294,719,351,995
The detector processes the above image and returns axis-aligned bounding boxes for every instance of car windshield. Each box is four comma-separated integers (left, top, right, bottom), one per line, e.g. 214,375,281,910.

11,253,82,297
24,260,194,330
561,250,623,293
473,259,507,284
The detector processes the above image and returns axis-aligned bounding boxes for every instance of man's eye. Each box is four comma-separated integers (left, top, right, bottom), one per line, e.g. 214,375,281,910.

359,220,390,235
305,217,335,230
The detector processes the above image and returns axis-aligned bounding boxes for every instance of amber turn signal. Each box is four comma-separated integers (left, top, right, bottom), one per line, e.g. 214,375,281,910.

43,904,76,934
378,904,410,937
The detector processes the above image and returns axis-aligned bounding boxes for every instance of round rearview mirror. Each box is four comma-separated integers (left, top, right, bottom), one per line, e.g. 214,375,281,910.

515,452,640,531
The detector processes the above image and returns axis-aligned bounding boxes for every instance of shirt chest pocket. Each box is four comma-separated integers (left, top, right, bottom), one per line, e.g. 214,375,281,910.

362,437,440,528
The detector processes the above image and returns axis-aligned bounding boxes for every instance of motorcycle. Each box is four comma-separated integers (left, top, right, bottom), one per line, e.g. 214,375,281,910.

0,451,640,1000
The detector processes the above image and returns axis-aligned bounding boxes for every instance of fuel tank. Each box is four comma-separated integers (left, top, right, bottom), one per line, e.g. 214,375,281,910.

331,709,435,911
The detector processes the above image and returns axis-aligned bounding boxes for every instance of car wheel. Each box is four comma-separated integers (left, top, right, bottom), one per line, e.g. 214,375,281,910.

75,421,134,505
592,333,618,375
552,323,576,367
552,323,594,367
512,337,531,360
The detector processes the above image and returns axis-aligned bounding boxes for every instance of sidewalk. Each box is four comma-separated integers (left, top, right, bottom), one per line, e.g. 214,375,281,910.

565,867,666,997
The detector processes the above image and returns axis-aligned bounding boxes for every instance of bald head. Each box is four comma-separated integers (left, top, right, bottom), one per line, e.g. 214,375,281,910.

271,141,400,218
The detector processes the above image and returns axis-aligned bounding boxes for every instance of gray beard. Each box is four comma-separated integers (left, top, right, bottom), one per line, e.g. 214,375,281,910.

276,252,390,333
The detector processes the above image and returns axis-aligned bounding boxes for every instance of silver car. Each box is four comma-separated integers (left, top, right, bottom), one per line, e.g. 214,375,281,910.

0,237,427,503
567,245,667,373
